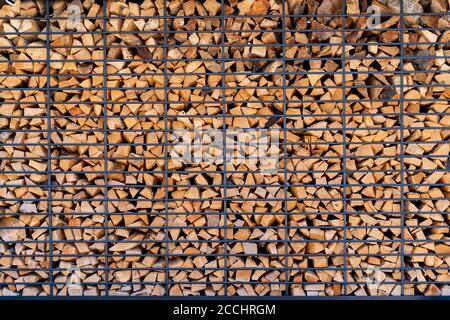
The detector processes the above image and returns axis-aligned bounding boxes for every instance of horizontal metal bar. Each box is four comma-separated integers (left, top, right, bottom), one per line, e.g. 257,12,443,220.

0,167,440,175
0,126,410,134
3,26,450,37
17,38,450,49
0,223,446,231
1,196,450,202
0,281,449,286
1,83,450,94
1,53,448,65
3,12,450,21
0,210,444,216
0,253,447,258
3,139,450,148
0,296,447,300
1,154,449,162
0,126,412,134
0,110,448,118
1,182,449,189
0,126,442,138
0,96,448,106
0,266,448,272
0,237,448,244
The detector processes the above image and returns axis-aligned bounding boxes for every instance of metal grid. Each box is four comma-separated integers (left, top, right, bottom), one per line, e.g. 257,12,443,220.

0,0,449,297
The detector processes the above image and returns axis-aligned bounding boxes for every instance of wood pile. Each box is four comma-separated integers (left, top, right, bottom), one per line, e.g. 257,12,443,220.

0,0,449,297
0,0,51,297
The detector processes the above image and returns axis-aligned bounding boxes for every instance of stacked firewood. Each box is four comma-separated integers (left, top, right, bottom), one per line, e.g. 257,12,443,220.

0,0,449,297
0,0,51,297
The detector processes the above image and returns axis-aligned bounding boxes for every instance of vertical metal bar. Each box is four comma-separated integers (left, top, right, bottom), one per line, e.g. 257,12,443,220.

163,0,170,296
399,0,406,297
102,0,110,297
341,0,348,296
45,0,54,297
281,0,289,296
220,0,228,297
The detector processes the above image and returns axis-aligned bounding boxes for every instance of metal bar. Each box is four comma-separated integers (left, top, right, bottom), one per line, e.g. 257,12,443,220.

399,0,406,297
220,0,229,297
281,0,289,297
102,0,110,297
163,0,170,297
341,0,348,296
45,0,54,297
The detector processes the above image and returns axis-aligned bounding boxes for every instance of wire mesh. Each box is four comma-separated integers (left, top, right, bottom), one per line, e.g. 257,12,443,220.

0,0,449,297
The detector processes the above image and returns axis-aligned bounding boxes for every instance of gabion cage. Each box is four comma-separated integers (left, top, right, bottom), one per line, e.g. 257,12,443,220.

0,0,449,298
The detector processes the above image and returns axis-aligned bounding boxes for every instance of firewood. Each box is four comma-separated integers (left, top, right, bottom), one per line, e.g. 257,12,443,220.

1,0,449,297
